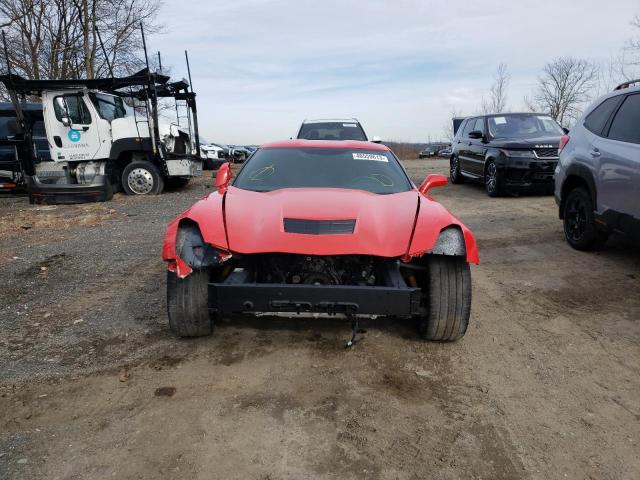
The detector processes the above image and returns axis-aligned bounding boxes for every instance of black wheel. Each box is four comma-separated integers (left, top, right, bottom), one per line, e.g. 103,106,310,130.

450,156,464,184
484,161,502,197
166,177,191,190
121,160,164,195
167,269,213,337
563,187,607,250
418,256,471,341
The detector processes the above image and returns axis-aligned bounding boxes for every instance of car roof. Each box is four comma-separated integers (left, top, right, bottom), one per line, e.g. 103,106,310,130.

301,118,360,124
261,139,389,151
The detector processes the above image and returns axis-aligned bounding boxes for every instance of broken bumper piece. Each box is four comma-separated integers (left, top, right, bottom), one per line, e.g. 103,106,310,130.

210,283,422,317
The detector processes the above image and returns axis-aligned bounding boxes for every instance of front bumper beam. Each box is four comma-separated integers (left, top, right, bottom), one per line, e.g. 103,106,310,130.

210,283,422,317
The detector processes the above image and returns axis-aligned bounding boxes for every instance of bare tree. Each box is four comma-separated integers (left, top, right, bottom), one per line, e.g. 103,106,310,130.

480,63,509,114
530,57,599,127
619,15,640,80
0,0,163,82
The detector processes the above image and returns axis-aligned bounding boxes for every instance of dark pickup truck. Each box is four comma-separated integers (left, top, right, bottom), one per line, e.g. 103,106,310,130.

450,113,566,196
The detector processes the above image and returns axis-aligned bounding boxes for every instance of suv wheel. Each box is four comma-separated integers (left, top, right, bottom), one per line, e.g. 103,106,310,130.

563,187,607,250
484,161,502,197
450,157,464,184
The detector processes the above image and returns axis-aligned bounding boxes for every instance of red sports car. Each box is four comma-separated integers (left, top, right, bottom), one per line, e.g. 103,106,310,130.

162,140,478,341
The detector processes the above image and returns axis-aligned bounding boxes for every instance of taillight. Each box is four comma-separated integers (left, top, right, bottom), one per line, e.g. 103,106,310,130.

558,135,570,153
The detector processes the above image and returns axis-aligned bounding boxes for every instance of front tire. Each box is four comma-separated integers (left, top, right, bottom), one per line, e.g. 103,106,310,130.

450,156,464,184
418,256,471,341
484,161,502,197
122,160,164,195
167,269,213,337
563,187,607,250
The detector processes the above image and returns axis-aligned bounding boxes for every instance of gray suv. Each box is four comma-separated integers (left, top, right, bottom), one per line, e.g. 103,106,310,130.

555,80,640,250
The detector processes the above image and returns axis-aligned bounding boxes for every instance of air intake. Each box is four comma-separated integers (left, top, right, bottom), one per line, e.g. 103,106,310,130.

284,218,356,235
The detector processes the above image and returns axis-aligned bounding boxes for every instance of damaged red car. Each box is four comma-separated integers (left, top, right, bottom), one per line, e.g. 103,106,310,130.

162,140,478,341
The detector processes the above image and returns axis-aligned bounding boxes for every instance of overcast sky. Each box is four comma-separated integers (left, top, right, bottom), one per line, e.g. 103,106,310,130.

151,0,639,144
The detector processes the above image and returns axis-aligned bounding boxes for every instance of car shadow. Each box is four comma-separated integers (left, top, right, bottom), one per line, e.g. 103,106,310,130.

216,313,420,341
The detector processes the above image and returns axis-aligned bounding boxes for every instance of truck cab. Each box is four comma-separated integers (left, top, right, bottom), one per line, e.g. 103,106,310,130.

1,70,203,203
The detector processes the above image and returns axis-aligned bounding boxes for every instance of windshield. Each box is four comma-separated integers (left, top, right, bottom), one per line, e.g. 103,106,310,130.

487,114,564,139
298,122,367,141
234,147,412,194
89,93,131,121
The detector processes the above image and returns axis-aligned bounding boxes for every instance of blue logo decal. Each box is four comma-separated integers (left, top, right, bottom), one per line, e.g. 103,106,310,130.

68,130,81,142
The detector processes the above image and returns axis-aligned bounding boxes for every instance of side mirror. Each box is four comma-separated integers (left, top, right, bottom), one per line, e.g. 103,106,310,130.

371,136,382,143
419,174,448,195
215,162,231,193
55,97,72,127
562,127,570,134
468,130,483,139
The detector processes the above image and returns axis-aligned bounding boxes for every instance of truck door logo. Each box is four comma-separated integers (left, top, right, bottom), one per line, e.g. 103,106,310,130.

68,130,81,142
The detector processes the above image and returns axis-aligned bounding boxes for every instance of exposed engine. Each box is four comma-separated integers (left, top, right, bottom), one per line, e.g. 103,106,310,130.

256,254,378,286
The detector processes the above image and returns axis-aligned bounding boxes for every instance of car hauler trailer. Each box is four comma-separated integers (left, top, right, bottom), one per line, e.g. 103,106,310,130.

0,31,203,204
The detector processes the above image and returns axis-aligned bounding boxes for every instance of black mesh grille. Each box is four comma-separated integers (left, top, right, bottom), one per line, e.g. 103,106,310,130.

284,218,356,235
534,148,559,158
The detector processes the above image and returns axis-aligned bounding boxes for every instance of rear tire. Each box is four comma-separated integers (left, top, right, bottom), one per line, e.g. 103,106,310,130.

167,269,213,337
418,256,471,341
450,156,465,184
563,187,608,250
122,160,164,195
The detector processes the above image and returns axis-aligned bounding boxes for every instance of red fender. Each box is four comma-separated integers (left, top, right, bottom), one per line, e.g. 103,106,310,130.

407,195,479,264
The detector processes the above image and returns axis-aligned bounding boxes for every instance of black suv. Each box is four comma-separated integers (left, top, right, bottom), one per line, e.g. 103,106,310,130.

450,113,565,196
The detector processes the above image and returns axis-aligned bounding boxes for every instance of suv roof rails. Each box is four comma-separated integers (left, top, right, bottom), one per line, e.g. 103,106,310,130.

614,79,640,91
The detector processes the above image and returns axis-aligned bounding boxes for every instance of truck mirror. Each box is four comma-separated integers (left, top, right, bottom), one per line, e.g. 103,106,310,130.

55,97,72,127
371,136,382,143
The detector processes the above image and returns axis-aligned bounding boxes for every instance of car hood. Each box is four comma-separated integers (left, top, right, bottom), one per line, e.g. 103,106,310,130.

223,186,419,257
489,135,561,149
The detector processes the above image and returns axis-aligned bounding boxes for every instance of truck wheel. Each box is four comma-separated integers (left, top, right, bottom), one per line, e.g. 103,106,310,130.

418,256,471,341
167,269,213,337
563,187,608,250
484,161,502,197
450,156,465,184
122,161,164,195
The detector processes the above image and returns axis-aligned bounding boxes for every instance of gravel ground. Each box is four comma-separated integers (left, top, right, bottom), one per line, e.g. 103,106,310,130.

1,159,639,479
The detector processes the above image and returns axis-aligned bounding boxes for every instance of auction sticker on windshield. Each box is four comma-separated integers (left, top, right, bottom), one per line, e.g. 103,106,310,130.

352,153,388,162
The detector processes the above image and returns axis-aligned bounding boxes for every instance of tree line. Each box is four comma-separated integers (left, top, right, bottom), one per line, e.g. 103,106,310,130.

0,0,162,82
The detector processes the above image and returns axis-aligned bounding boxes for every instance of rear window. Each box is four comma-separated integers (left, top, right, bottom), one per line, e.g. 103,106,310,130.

234,147,411,194
607,94,640,144
584,96,621,136
297,122,367,141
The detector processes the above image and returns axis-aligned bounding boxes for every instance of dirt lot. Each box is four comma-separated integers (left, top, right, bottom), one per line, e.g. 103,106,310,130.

1,159,639,480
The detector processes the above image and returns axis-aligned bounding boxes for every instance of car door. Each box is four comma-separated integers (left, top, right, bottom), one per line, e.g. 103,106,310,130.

592,92,640,220
42,90,101,162
456,118,477,174
467,117,487,176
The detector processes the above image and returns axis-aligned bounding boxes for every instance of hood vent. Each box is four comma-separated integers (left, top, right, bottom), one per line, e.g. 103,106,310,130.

284,218,356,235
